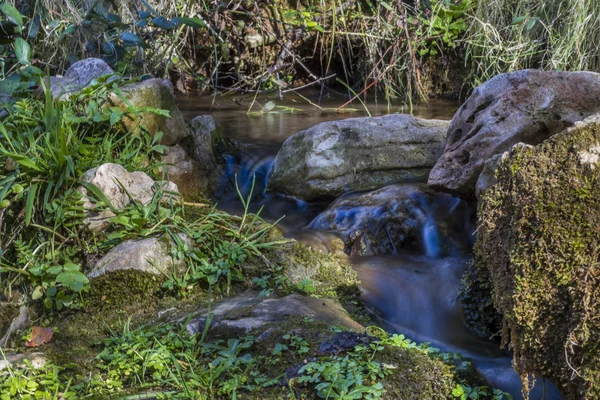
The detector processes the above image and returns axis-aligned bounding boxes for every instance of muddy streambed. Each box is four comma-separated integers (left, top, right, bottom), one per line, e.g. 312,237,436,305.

177,92,561,400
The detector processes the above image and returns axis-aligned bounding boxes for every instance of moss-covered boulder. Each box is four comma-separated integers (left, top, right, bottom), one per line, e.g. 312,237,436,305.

109,78,190,145
476,117,600,398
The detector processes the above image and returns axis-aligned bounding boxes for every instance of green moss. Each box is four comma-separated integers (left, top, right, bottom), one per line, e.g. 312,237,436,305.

476,121,600,398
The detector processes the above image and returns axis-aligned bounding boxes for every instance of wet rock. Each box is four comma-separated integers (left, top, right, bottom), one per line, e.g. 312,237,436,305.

267,114,449,201
170,115,227,197
184,292,363,334
43,58,115,100
317,331,373,355
458,261,503,340
78,163,180,231
475,117,600,398
309,184,473,256
429,69,600,197
159,145,211,200
87,233,192,278
109,78,189,145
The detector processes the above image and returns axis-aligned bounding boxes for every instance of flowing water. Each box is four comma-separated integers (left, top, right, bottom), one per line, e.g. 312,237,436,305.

177,92,562,399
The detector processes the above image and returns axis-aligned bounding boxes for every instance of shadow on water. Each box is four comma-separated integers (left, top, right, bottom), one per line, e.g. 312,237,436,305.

179,93,562,400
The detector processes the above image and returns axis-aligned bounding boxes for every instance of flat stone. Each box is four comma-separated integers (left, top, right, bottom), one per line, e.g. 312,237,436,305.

267,114,449,201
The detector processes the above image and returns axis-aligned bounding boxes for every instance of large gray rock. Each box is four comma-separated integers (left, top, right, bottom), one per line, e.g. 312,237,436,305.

87,234,192,278
109,78,189,145
429,69,600,197
78,163,179,231
44,58,115,100
309,184,472,257
267,114,449,201
184,292,363,334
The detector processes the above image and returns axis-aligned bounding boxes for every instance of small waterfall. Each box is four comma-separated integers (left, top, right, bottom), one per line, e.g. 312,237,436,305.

223,151,275,201
421,218,442,258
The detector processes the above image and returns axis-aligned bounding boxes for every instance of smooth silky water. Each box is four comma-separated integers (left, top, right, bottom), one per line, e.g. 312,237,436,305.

177,91,562,399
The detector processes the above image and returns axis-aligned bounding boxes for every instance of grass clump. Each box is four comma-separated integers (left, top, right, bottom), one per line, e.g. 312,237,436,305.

466,0,600,86
476,121,600,398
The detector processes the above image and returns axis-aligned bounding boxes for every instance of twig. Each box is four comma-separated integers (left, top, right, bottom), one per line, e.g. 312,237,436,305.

336,64,394,111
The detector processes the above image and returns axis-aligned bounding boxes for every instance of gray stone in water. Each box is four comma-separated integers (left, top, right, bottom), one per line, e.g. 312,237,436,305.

309,184,471,257
184,292,363,334
78,163,180,232
44,58,115,100
267,114,449,201
429,69,600,197
186,115,220,167
108,78,190,145
87,233,192,278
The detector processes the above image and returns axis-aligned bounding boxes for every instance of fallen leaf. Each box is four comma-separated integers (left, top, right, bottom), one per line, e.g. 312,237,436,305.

25,326,54,347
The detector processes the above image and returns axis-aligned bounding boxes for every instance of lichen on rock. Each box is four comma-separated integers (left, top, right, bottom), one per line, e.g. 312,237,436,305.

475,117,600,398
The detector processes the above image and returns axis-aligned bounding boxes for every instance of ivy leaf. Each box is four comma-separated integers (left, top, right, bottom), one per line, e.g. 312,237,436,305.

56,269,89,292
14,37,30,65
0,2,23,28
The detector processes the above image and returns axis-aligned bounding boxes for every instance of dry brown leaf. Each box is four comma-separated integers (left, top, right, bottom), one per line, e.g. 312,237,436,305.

25,326,54,347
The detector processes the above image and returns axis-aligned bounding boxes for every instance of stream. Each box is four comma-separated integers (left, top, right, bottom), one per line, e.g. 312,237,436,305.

177,92,562,400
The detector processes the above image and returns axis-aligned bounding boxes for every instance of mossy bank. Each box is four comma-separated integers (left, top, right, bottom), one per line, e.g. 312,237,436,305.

475,119,600,399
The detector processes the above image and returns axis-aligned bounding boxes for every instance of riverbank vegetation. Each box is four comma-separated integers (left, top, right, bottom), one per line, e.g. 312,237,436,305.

0,78,507,399
2,1,598,399
2,0,600,104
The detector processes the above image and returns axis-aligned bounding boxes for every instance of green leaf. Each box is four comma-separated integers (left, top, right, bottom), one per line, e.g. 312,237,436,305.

31,286,43,300
526,17,538,31
0,74,20,95
5,153,42,171
121,31,147,47
63,261,80,272
511,16,528,25
152,16,175,30
25,182,38,225
171,16,206,28
14,37,30,65
79,181,116,211
0,2,23,28
46,265,63,275
27,15,40,38
138,0,159,17
56,270,89,292
58,24,77,41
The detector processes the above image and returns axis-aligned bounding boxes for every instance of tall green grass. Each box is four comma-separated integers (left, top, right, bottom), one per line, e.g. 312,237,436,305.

466,0,600,85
